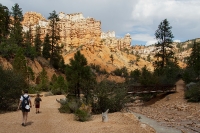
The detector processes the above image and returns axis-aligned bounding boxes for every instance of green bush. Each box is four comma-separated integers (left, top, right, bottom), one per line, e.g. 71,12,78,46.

58,97,92,122
185,82,200,102
0,66,28,111
58,97,81,113
130,69,141,82
50,75,68,95
92,80,130,113
35,83,50,92
140,66,158,85
112,68,122,76
90,63,108,75
75,109,91,122
112,67,128,77
182,67,198,84
100,69,108,74
51,89,62,95
0,42,19,60
28,86,39,94
68,100,81,113
58,103,71,113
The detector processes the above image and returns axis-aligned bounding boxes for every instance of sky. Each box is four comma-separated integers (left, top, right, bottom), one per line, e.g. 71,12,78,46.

1,0,200,46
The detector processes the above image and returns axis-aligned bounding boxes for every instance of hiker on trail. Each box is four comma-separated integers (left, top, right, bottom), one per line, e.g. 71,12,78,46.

17,89,32,127
34,93,42,114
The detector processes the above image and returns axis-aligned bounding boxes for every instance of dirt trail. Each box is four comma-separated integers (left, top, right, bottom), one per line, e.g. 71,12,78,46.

0,94,155,133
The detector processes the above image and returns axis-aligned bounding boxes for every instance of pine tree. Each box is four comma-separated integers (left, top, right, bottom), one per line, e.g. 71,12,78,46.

187,41,200,80
38,68,49,91
48,10,63,67
24,26,36,60
10,3,24,47
154,19,175,70
65,50,96,99
0,65,27,110
139,65,156,85
110,54,114,64
0,4,16,59
34,26,42,56
147,54,151,62
13,48,35,86
130,69,141,82
42,34,51,59
0,4,10,43
12,48,27,80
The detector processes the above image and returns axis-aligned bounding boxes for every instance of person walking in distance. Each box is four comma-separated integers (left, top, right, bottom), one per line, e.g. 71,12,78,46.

17,90,32,127
34,93,42,114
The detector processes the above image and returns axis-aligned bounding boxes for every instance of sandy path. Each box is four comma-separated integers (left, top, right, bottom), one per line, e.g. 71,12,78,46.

0,94,155,133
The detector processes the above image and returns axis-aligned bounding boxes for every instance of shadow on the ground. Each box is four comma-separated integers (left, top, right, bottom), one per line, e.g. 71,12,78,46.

143,92,176,106
26,121,34,126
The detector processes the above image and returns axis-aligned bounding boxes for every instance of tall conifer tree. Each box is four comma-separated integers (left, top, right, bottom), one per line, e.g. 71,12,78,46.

10,3,24,47
34,26,42,56
42,33,51,59
48,10,61,55
48,10,63,69
154,19,175,71
12,48,27,80
24,26,36,60
187,41,200,80
65,50,96,99
0,4,10,43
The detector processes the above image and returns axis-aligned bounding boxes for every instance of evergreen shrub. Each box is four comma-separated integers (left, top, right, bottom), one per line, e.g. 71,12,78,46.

185,82,200,102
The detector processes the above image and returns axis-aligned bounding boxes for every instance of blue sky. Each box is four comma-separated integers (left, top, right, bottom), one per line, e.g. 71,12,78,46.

1,0,200,46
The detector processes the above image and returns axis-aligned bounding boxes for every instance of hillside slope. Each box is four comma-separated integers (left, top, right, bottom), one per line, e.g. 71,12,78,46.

63,45,154,73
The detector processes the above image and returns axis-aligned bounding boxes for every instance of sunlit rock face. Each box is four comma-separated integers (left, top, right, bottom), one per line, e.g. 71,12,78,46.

101,32,132,52
22,12,131,54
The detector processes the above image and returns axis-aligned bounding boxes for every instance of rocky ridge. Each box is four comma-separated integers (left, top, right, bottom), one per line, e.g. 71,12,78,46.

21,11,200,71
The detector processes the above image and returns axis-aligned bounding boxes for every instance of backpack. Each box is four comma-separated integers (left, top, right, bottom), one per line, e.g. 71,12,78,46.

35,97,41,105
21,95,29,109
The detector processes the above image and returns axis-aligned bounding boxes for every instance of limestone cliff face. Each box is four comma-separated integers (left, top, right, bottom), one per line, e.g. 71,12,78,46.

1,8,153,85
21,11,197,72
22,12,131,54
21,11,153,73
22,11,46,27
101,32,132,52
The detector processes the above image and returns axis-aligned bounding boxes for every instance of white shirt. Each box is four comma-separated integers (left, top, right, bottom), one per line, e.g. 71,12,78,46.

20,94,31,101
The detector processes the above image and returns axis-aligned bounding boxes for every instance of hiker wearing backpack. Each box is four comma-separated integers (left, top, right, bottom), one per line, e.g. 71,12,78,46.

17,90,32,127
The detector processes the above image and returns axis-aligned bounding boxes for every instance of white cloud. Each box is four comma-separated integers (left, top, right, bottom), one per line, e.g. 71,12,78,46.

146,40,157,46
174,40,181,43
131,34,154,42
131,0,200,43
131,34,157,46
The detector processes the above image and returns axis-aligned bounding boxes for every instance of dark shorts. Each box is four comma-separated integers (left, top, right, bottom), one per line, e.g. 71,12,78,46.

35,104,40,108
22,108,30,112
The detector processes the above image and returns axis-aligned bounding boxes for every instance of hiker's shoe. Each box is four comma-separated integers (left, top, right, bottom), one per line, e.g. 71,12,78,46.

22,123,26,126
